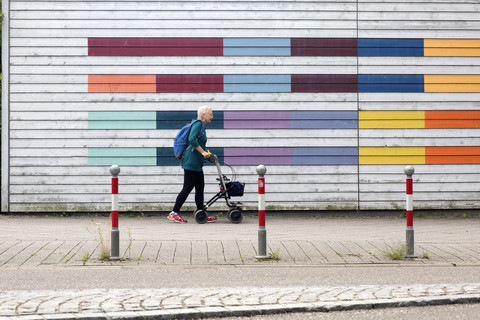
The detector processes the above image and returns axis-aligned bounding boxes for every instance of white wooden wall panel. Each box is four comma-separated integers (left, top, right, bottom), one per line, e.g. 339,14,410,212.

3,0,480,213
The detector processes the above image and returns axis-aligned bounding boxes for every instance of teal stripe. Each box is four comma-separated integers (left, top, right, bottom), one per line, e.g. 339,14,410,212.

88,111,156,129
88,148,157,166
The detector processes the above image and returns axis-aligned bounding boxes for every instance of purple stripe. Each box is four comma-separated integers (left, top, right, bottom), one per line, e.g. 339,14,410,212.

224,111,291,129
224,147,291,165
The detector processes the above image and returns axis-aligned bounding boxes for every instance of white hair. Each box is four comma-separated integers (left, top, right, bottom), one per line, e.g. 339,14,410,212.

197,105,211,118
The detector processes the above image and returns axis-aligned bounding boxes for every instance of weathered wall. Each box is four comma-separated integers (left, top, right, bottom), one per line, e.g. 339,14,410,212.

2,0,480,212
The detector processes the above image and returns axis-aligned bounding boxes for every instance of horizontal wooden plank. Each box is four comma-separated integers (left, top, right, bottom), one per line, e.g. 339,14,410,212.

358,30,480,39
8,192,359,204
361,183,480,193
11,2,357,11
8,201,360,212
11,65,357,74
12,56,358,67
9,165,359,176
10,182,360,194
359,201,479,211
358,2,480,11
10,92,359,102
12,10,357,21
10,173,360,185
10,129,359,139
359,192,479,201
12,20,357,30
359,164,480,174
11,29,359,38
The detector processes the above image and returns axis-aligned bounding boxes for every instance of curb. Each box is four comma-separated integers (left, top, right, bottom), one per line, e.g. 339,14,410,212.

5,294,480,320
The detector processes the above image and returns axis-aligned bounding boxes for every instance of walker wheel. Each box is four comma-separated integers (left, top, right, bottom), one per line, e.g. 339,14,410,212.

228,208,243,224
194,209,208,224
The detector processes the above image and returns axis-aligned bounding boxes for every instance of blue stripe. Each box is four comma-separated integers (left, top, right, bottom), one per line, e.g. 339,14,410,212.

291,147,358,165
292,111,358,120
224,75,291,92
358,84,424,92
358,39,424,48
358,74,425,92
224,38,291,56
358,39,424,56
358,47,424,56
358,75,424,84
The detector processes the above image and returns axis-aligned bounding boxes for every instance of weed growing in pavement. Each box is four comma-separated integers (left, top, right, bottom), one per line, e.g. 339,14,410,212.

269,248,280,260
125,227,133,259
420,251,430,260
96,221,111,261
81,251,90,265
383,242,407,260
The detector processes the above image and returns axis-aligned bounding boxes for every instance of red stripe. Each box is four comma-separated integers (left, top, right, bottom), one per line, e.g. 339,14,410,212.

89,37,223,47
291,74,358,92
89,47,223,56
291,38,357,56
156,75,223,92
258,178,265,194
259,210,266,227
406,210,413,227
88,38,223,56
112,178,118,194
111,211,119,228
406,178,413,194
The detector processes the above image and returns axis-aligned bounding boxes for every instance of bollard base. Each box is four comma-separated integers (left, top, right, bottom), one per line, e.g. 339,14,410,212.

255,255,272,260
405,255,418,259
111,228,120,261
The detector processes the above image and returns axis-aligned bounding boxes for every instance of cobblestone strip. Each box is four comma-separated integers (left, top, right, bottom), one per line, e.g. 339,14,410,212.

0,284,479,319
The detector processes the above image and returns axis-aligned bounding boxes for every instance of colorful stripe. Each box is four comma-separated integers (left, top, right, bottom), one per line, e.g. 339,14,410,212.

88,38,480,57
359,147,480,165
88,74,480,93
88,146,480,166
359,111,480,129
89,111,358,130
89,110,480,130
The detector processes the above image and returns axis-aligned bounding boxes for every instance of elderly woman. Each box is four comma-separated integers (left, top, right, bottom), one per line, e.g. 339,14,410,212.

168,105,216,223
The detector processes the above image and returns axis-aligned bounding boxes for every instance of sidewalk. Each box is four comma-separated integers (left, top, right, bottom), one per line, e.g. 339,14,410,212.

0,213,479,319
1,214,479,267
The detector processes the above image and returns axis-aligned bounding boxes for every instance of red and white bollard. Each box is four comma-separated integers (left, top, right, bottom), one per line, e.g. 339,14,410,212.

255,165,271,259
110,165,120,260
404,165,417,258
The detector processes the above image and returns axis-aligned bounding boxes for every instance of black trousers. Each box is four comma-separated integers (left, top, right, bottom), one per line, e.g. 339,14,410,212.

173,170,205,212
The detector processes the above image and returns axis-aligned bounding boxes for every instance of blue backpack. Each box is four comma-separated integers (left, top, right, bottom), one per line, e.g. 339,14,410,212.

173,120,205,160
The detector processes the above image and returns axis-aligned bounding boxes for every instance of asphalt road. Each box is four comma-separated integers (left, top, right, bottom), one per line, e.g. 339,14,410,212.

0,264,478,290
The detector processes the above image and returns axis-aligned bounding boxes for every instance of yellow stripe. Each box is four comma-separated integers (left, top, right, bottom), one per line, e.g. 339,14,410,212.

424,39,480,48
359,111,425,128
424,75,480,93
424,48,480,57
425,75,480,84
424,40,480,56
359,147,426,165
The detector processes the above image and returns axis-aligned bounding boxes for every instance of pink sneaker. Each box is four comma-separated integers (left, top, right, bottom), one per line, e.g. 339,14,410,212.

167,211,187,223
207,216,217,223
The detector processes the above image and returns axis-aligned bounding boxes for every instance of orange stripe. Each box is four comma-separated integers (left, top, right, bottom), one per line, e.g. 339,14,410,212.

425,111,480,128
425,147,480,164
88,75,156,92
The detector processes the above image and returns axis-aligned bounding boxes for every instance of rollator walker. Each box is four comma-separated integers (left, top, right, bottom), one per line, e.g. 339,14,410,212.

193,154,245,224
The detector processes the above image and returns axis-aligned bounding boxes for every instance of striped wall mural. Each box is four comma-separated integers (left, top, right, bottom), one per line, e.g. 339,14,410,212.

88,74,480,93
4,0,480,212
88,38,480,57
